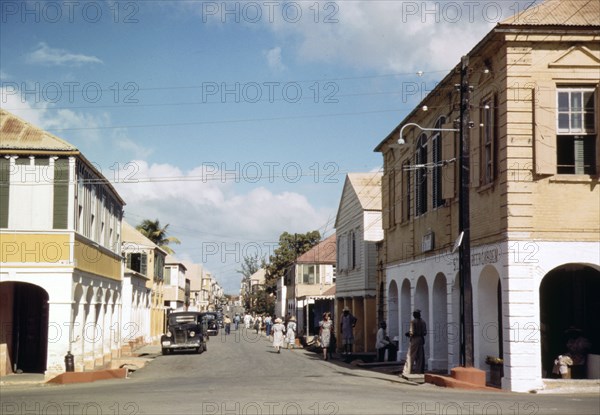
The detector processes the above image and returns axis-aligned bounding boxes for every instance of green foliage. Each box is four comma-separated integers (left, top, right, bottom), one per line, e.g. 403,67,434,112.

237,253,262,279
246,290,275,316
264,230,321,293
136,219,181,254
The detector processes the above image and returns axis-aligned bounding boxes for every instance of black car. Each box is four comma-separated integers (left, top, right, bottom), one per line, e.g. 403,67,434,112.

161,312,207,355
200,312,220,336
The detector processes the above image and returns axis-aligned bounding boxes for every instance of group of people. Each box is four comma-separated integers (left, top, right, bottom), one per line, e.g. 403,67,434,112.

375,309,427,376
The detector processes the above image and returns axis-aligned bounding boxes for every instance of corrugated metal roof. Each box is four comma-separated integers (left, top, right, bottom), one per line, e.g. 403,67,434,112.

501,0,600,26
0,109,78,151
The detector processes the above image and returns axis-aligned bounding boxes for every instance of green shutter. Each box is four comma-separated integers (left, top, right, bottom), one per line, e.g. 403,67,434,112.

141,253,148,275
53,159,69,229
0,158,10,228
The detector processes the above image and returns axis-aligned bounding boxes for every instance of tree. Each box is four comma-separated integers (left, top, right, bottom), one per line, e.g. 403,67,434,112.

264,230,321,293
237,254,262,279
136,219,181,254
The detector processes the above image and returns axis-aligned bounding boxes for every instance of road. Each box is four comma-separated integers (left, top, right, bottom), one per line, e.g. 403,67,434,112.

1,328,599,415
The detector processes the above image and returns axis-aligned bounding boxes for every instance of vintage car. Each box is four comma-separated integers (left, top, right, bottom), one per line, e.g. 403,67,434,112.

161,312,207,355
199,312,220,336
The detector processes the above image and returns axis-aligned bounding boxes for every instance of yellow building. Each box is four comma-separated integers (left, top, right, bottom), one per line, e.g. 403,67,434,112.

374,0,599,391
0,109,125,378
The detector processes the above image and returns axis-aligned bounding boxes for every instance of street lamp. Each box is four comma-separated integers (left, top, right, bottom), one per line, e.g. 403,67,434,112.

395,56,473,368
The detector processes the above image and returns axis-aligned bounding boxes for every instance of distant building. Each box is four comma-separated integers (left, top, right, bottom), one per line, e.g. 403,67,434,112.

335,173,383,353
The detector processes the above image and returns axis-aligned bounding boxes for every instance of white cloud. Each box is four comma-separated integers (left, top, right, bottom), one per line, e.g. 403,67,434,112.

26,42,103,66
264,46,286,72
115,160,330,291
266,1,543,73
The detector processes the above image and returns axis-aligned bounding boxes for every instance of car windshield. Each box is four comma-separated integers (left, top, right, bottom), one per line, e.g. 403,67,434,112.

168,314,198,325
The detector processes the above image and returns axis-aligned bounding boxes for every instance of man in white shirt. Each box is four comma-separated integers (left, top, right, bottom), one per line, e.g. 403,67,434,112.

376,321,397,362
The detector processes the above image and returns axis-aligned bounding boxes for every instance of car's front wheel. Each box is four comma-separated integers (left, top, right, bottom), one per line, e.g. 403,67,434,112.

161,348,170,355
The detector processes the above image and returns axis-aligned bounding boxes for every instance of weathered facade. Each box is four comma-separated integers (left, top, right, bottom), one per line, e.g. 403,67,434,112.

0,109,125,378
335,173,383,353
375,0,599,392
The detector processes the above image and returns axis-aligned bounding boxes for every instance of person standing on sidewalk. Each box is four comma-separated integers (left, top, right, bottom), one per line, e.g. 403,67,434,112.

319,312,333,360
272,318,286,354
286,316,297,349
340,307,357,355
402,309,427,375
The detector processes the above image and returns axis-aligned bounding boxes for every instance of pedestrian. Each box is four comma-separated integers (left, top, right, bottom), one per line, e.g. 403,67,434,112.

233,314,240,330
244,313,252,329
264,315,272,337
272,317,286,354
319,312,333,360
402,309,427,375
286,316,297,349
254,315,262,334
340,307,357,355
224,315,231,335
375,321,397,362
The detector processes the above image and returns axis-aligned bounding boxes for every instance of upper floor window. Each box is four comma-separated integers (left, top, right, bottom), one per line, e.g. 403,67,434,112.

402,160,411,222
556,87,596,175
432,116,446,206
480,96,497,185
415,133,428,216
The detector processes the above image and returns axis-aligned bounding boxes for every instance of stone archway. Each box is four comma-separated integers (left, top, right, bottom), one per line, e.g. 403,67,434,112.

540,264,600,379
414,276,429,367
388,280,399,340
432,273,448,372
476,265,502,380
0,282,49,374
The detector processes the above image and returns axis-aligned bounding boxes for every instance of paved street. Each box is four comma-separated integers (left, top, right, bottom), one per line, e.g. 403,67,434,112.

1,328,599,415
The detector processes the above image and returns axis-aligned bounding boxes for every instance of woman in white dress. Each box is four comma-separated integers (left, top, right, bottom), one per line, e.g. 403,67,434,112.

272,318,286,354
319,312,333,360
286,316,297,349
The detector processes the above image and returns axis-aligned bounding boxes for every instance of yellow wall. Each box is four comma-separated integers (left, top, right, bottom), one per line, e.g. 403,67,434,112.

74,234,122,281
0,233,70,263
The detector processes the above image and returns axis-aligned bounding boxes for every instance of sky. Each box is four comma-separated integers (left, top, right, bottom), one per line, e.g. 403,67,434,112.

1,0,542,294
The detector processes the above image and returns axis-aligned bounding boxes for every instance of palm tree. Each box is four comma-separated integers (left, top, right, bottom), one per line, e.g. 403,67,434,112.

136,219,181,254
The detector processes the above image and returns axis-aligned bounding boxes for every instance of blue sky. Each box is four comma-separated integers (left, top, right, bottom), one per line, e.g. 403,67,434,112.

1,0,541,293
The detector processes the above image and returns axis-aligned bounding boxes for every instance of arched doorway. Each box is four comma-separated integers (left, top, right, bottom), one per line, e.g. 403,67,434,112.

432,273,448,371
388,280,399,339
540,264,600,378
414,276,429,367
0,282,49,374
477,266,502,377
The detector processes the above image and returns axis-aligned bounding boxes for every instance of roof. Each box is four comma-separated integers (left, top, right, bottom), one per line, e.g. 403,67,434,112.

500,0,600,26
249,268,266,283
296,234,336,264
165,255,188,270
0,109,78,151
348,172,382,210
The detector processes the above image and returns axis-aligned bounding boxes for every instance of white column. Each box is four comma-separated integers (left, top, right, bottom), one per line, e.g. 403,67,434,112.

45,301,72,379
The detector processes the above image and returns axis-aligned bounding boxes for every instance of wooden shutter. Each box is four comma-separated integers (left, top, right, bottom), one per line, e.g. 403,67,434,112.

533,84,557,175
394,168,402,224
141,253,148,275
381,172,390,230
442,129,456,200
53,158,69,229
596,84,600,175
0,158,9,228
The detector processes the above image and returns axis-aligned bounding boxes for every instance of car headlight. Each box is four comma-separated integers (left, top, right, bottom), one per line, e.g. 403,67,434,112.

166,331,172,338
189,330,196,337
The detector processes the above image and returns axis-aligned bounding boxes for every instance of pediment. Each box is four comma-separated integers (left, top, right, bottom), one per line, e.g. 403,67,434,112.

549,45,600,68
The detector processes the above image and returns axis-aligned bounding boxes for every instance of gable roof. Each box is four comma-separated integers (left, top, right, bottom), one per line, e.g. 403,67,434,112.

500,0,600,26
0,109,78,151
296,234,336,264
335,172,382,228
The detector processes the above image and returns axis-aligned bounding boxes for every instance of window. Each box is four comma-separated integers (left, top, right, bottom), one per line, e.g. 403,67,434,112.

388,169,396,226
350,231,356,269
556,87,596,174
480,96,497,185
415,133,428,216
402,160,411,221
432,116,446,206
302,265,317,284
127,252,148,275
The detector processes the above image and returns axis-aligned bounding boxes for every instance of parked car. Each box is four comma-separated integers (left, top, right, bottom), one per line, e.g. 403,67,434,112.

200,312,220,336
161,312,207,355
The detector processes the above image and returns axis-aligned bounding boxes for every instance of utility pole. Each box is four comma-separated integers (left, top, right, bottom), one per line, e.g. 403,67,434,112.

458,55,474,367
